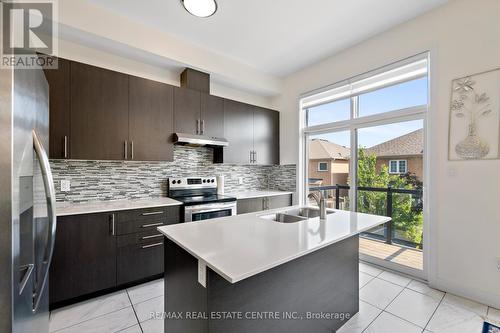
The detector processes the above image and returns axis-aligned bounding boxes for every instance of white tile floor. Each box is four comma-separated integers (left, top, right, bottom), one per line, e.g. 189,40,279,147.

49,262,499,333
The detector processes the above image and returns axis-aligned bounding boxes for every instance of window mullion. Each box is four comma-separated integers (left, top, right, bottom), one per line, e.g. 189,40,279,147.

350,96,359,212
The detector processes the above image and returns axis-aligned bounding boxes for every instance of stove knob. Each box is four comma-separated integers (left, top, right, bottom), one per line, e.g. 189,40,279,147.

202,179,206,183
171,180,175,184
211,179,215,183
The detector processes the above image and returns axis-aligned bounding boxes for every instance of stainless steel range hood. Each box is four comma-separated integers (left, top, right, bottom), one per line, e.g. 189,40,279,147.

173,133,229,147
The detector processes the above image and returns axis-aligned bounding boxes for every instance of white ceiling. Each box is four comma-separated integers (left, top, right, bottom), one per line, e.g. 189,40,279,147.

85,0,447,77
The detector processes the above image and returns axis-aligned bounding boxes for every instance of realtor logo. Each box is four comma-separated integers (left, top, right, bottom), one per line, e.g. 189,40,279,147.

1,0,58,68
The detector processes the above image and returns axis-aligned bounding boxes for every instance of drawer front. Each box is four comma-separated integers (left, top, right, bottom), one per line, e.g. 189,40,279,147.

117,230,164,248
236,197,265,214
115,206,180,235
117,240,164,285
115,207,167,223
268,194,293,210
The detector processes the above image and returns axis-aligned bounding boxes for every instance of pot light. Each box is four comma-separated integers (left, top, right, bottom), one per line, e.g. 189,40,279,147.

181,0,217,18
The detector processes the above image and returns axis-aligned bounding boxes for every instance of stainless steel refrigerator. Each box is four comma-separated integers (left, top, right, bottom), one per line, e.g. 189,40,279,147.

0,62,57,332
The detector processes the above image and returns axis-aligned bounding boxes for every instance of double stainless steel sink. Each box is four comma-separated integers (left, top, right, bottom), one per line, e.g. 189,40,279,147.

260,207,335,223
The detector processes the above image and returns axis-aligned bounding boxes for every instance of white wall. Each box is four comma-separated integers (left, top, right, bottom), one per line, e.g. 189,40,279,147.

279,0,500,308
57,38,277,109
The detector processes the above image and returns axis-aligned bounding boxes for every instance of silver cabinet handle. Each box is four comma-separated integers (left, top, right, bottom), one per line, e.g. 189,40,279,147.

196,119,200,135
141,211,164,216
141,242,163,249
124,140,128,160
32,130,57,311
201,120,205,135
250,151,253,163
130,140,134,160
141,222,164,228
263,197,270,210
254,151,257,164
110,213,116,236
63,136,68,158
142,234,163,240
263,197,269,210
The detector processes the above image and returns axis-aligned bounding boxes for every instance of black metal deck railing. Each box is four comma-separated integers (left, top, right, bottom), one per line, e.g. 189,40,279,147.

309,184,423,249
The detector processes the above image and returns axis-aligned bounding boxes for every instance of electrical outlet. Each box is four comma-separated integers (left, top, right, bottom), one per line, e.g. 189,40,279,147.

61,179,71,192
238,177,244,185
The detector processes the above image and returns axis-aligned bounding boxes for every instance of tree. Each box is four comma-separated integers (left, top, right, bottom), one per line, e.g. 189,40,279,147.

354,148,423,247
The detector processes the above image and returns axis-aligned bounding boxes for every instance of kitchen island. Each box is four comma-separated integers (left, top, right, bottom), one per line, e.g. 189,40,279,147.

157,207,390,333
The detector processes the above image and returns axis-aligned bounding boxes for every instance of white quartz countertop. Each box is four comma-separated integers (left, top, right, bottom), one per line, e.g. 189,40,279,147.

56,197,182,216
226,190,294,200
158,207,390,284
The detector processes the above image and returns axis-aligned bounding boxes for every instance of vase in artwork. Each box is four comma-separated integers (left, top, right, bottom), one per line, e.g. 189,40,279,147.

455,122,489,159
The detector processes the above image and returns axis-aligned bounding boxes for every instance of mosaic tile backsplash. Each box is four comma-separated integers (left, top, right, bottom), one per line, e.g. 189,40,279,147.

50,145,296,203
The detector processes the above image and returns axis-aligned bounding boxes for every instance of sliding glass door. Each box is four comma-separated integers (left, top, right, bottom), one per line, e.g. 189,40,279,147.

356,120,424,273
301,54,429,278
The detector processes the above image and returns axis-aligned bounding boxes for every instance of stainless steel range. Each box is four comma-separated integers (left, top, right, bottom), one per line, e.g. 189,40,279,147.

168,177,237,222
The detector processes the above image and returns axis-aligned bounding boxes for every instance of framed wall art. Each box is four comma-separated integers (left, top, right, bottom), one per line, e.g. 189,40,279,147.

448,68,500,160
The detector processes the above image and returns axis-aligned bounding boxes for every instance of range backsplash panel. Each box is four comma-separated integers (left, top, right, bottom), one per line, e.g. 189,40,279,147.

50,145,296,203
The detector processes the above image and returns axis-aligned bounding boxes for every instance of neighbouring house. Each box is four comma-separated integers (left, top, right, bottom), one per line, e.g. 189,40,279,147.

308,139,350,187
365,129,424,181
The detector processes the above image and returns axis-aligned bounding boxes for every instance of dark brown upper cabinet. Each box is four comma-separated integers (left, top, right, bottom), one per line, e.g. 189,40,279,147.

201,94,224,138
43,58,70,159
129,77,174,161
70,61,129,160
253,106,279,165
223,100,254,164
173,87,224,138
46,59,278,164
223,100,280,165
173,87,201,135
180,68,210,94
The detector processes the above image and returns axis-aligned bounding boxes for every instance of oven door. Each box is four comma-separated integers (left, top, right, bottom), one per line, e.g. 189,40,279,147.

184,202,237,222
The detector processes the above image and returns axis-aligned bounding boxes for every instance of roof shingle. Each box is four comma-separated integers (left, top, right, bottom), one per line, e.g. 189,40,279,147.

309,139,350,160
365,129,423,157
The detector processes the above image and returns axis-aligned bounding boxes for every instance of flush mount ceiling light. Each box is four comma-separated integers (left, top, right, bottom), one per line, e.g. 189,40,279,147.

181,0,217,18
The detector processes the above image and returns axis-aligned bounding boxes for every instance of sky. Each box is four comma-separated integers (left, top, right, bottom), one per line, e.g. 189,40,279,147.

308,77,427,148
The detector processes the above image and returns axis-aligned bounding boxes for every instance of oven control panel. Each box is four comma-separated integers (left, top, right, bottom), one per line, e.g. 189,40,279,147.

169,177,217,189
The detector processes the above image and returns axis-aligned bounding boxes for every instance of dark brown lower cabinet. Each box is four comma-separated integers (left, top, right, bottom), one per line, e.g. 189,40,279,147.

49,213,117,305
50,205,181,307
237,197,266,214
236,194,292,214
268,194,293,209
117,238,164,285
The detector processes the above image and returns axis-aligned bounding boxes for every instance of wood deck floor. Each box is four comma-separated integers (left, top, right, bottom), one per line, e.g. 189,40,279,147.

359,237,423,270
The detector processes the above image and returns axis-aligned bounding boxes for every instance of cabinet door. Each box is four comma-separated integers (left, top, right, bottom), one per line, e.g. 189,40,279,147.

268,194,293,210
44,57,70,159
70,62,129,160
49,213,117,305
174,87,201,135
223,100,254,164
117,238,164,285
129,76,174,161
237,198,265,214
253,107,280,165
201,94,224,138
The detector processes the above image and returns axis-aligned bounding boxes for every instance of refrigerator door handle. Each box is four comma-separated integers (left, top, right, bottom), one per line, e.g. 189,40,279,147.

32,130,57,312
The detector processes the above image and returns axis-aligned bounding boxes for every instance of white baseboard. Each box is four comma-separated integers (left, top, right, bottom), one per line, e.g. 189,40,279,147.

430,276,500,310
